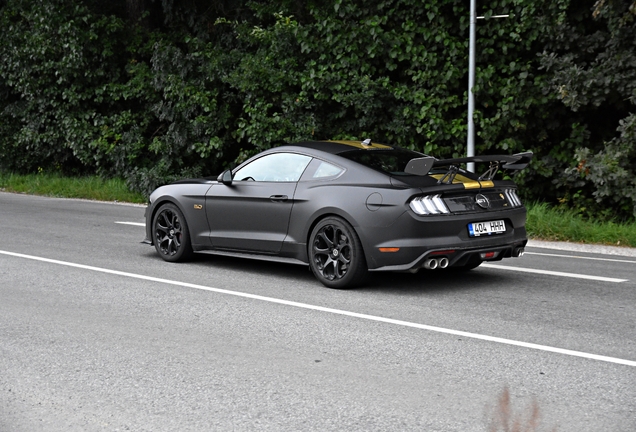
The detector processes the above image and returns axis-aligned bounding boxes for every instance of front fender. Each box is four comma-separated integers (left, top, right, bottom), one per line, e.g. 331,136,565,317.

144,183,213,248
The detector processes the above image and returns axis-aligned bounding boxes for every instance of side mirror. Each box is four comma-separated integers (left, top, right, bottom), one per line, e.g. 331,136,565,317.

218,169,233,186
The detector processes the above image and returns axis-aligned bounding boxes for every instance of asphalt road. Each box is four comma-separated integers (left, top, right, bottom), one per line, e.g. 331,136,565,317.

1,192,635,431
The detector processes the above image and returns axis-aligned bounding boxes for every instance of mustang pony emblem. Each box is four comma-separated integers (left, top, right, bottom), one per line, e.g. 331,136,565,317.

475,193,490,209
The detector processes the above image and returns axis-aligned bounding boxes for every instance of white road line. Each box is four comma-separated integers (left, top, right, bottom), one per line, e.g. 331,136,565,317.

1,249,635,368
115,221,145,226
526,251,636,264
482,263,628,283
112,219,633,274
114,219,635,268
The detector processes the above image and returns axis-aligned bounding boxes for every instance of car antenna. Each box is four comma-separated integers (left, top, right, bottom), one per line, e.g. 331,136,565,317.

361,138,372,146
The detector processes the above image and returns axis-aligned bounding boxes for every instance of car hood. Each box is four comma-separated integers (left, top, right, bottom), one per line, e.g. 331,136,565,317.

170,177,216,185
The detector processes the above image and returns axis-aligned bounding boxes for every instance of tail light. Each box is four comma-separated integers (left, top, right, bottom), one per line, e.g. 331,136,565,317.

409,194,450,215
504,189,522,207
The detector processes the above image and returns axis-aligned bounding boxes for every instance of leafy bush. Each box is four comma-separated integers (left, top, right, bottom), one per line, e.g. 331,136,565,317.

540,0,636,220
0,0,634,220
0,0,126,174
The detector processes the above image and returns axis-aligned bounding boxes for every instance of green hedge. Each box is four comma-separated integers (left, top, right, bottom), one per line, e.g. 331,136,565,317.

1,0,634,220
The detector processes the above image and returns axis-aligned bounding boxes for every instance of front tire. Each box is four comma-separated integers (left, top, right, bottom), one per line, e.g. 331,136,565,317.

309,217,368,289
152,203,193,262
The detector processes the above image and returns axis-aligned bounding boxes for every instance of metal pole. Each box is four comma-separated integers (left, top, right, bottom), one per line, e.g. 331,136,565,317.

467,0,477,173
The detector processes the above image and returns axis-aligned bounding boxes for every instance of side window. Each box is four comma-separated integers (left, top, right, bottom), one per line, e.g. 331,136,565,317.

313,161,344,178
233,152,312,182
300,158,345,181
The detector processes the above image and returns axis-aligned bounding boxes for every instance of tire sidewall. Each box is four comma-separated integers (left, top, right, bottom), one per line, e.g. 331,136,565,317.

309,217,367,289
152,202,193,262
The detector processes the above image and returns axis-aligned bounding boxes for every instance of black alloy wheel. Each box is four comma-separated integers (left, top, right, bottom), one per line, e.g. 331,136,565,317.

309,217,368,288
152,203,193,262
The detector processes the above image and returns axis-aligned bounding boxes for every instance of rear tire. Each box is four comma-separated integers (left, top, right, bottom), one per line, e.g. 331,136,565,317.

152,203,193,262
309,217,368,289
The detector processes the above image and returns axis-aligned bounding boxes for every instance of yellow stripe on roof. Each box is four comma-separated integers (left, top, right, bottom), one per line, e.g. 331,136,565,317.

328,140,393,150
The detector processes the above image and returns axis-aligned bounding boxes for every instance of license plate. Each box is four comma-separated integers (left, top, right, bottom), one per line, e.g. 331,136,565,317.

468,220,506,237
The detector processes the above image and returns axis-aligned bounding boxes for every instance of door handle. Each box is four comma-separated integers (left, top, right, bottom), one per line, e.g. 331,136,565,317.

270,195,288,202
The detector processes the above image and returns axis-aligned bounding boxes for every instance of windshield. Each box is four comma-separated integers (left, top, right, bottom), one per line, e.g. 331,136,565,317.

340,149,426,176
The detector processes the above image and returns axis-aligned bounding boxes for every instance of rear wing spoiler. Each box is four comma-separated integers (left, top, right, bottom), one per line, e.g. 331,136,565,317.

405,151,533,182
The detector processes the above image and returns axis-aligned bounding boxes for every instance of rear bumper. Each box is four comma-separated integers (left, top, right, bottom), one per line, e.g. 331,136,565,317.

360,207,528,271
368,238,527,272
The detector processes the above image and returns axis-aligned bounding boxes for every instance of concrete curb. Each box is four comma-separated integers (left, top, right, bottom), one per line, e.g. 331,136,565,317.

0,190,146,207
528,239,636,258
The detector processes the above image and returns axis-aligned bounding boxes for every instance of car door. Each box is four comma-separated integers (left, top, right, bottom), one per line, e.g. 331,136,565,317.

205,152,312,253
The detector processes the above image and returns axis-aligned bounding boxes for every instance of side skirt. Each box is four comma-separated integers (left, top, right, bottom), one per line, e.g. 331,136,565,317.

196,249,308,266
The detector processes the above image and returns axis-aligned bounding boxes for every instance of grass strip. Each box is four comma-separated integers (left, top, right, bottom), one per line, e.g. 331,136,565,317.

0,172,146,204
526,201,636,248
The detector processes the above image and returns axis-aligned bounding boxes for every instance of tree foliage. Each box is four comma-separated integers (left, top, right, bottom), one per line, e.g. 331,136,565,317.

0,0,126,174
540,0,636,219
0,0,634,219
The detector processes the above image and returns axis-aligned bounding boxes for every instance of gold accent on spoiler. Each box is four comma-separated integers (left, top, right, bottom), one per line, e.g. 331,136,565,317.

328,140,392,150
194,204,203,210
430,174,494,189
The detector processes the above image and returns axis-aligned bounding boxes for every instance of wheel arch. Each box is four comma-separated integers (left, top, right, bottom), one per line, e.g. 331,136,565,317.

305,212,369,288
304,210,375,271
305,211,359,249
147,197,188,246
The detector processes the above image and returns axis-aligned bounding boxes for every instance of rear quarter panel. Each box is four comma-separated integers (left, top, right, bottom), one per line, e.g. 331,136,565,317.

285,168,414,265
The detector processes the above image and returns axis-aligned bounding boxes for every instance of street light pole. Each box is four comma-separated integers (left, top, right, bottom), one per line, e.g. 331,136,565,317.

467,0,477,173
467,3,509,173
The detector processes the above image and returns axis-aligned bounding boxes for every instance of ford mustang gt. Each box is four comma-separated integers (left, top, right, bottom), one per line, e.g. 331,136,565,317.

143,140,532,288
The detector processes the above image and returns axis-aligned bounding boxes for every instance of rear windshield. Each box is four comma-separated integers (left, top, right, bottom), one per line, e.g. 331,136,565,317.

340,149,426,176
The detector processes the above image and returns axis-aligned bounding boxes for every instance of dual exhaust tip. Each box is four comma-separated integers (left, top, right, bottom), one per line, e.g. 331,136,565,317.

423,247,524,271
423,257,449,270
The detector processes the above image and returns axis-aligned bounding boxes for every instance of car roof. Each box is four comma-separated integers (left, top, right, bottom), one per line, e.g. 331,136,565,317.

281,140,397,155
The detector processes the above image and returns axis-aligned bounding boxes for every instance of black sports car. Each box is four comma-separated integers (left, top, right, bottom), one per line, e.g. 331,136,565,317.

143,140,532,288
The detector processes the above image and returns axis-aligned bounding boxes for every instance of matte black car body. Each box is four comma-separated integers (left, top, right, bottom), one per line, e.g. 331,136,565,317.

144,140,531,288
